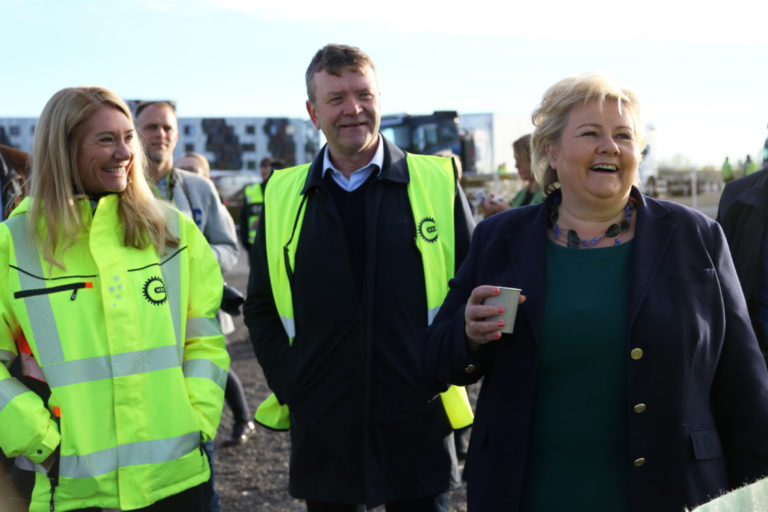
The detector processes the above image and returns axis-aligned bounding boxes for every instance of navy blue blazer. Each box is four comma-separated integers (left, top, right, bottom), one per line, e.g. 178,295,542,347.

424,187,768,511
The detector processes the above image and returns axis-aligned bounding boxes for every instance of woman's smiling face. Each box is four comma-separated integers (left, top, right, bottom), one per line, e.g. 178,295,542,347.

548,98,639,209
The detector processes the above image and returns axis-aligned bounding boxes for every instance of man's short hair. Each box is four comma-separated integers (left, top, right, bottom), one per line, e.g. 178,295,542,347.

305,44,376,103
134,100,177,119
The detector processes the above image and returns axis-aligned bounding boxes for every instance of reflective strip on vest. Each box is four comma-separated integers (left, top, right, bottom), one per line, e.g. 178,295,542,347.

59,431,201,478
16,431,199,476
183,359,227,390
280,317,296,340
0,378,30,414
42,345,180,388
160,212,183,361
6,216,65,366
186,317,222,339
183,317,226,389
258,154,474,430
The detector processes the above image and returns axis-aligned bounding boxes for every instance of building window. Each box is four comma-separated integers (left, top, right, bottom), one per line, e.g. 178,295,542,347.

184,143,195,152
241,143,256,152
246,125,255,134
246,160,256,170
30,125,36,135
9,126,20,136
184,125,193,136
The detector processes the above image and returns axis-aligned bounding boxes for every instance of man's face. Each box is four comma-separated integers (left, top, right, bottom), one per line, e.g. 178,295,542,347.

306,65,380,160
259,164,271,182
136,103,178,167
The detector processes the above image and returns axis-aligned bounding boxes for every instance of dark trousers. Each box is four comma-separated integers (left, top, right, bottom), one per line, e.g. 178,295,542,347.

225,369,250,424
201,439,222,512
306,492,450,512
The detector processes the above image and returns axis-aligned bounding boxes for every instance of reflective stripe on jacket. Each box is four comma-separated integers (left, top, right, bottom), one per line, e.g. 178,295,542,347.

0,195,229,511
255,153,473,431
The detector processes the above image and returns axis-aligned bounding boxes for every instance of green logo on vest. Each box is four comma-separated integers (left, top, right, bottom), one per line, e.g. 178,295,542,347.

417,217,438,243
143,276,167,305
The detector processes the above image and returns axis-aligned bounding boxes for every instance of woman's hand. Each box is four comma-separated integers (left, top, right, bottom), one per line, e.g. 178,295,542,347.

465,285,525,351
480,195,511,218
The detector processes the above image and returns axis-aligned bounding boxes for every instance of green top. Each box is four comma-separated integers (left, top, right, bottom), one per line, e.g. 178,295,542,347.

510,186,546,208
521,239,632,511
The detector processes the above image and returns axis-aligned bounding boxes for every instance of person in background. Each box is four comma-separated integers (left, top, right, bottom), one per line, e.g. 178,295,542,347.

239,157,284,253
0,86,229,511
177,152,211,180
717,158,768,359
0,143,29,507
479,134,544,218
174,150,255,448
423,74,768,511
244,43,475,511
0,144,29,220
135,100,241,512
721,156,734,183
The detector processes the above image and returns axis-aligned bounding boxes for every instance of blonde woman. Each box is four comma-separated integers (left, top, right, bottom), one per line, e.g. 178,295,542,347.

0,87,229,511
424,74,768,511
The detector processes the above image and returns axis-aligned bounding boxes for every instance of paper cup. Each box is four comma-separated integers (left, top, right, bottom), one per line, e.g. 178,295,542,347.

483,286,522,334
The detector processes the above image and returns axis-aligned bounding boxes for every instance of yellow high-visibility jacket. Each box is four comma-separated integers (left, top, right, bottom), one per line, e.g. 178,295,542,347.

0,195,229,511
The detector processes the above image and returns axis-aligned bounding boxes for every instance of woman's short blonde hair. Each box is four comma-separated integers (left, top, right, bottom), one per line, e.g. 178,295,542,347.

530,74,647,193
29,87,177,267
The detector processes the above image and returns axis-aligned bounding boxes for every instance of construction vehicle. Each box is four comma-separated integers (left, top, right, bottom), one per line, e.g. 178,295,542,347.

379,111,476,174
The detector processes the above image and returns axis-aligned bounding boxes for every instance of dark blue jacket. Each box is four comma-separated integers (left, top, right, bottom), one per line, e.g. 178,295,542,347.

717,166,768,356
424,187,768,511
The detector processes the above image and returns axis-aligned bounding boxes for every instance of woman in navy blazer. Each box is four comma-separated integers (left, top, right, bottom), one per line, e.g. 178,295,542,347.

424,75,768,511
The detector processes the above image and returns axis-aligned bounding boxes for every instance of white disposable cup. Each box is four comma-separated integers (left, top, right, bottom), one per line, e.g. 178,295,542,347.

483,286,522,334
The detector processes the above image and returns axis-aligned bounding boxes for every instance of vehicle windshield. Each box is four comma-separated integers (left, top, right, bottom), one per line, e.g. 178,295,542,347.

381,116,461,156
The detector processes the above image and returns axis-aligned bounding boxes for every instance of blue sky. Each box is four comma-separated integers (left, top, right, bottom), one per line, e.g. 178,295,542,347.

2,0,767,168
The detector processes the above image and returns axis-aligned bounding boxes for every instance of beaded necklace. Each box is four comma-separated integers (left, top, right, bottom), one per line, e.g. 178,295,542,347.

548,196,635,249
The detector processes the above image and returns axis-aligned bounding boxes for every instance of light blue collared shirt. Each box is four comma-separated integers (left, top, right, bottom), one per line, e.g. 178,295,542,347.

321,135,384,192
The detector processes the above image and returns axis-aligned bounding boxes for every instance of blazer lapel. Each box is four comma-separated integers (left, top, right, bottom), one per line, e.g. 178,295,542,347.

504,200,551,346
626,192,676,331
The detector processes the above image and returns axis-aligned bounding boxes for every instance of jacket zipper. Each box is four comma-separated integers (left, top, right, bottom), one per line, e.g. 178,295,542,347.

15,282,93,301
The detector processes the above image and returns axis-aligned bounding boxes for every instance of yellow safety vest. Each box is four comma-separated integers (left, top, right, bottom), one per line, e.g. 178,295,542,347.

243,183,264,245
254,153,473,431
0,195,229,511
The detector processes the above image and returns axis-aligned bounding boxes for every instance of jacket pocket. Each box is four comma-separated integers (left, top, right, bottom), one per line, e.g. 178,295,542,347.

690,428,723,460
14,282,93,301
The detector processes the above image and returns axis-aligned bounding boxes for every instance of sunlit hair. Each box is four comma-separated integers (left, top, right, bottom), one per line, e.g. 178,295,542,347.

512,133,532,167
29,87,178,268
178,152,211,179
530,74,646,194
305,44,377,103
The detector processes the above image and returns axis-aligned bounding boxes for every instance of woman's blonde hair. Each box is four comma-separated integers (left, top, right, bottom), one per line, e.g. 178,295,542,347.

29,87,178,267
530,74,646,194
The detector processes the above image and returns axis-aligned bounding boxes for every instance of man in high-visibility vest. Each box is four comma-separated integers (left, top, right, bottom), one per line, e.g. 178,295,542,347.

239,157,283,253
244,44,475,512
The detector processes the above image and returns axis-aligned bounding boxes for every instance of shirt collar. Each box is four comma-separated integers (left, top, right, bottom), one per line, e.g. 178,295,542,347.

321,134,384,180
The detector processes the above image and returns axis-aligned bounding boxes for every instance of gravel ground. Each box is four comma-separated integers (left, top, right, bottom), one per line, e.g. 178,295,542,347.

216,248,469,512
